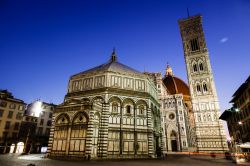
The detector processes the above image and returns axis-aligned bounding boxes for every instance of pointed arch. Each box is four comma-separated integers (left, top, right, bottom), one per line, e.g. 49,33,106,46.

55,113,70,125
202,81,208,92
198,59,204,71
192,61,198,73
72,111,89,124
52,113,70,153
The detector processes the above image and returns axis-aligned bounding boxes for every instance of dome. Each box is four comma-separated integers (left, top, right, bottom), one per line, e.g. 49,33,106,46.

163,75,190,96
162,64,190,97
71,50,143,78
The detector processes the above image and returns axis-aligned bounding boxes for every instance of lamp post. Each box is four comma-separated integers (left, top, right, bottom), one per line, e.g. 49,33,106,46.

23,128,30,154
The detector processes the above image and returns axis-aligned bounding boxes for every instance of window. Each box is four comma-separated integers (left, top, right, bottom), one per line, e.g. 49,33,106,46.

9,103,16,109
138,106,144,115
196,84,201,93
190,38,200,51
112,103,118,113
0,101,7,107
126,105,131,114
40,119,44,125
193,64,198,72
199,63,204,71
18,105,23,111
8,111,13,119
5,121,10,129
169,113,175,120
47,120,52,126
3,132,8,139
14,122,19,130
49,112,53,118
16,112,22,120
203,83,208,92
0,109,4,117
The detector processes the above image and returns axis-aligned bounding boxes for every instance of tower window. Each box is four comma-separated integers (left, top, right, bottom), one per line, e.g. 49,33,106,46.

190,38,200,51
199,63,204,71
193,64,198,72
203,83,208,92
196,84,201,93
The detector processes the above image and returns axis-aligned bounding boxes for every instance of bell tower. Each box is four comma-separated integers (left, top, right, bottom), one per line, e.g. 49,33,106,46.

178,15,228,152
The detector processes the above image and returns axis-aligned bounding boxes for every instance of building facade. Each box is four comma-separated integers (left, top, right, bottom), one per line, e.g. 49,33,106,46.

220,76,250,151
23,101,56,153
178,15,228,152
47,52,162,159
145,66,196,153
0,90,26,153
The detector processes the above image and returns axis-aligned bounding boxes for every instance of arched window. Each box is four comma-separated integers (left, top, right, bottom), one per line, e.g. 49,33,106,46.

112,103,118,113
126,105,131,114
138,105,144,115
52,114,70,153
69,113,88,154
203,83,208,92
207,114,211,121
193,64,198,72
196,84,201,93
199,63,204,71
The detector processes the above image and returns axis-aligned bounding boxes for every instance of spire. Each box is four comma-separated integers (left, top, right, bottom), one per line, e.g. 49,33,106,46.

110,48,117,62
187,8,190,18
166,62,173,76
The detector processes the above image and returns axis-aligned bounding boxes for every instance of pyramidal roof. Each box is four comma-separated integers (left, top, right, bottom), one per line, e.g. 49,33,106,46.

71,50,142,78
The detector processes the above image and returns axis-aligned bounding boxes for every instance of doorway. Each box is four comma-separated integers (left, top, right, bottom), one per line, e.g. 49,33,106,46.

170,131,178,152
171,140,177,152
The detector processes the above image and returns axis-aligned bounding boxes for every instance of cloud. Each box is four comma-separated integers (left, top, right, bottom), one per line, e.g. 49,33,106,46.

220,37,228,43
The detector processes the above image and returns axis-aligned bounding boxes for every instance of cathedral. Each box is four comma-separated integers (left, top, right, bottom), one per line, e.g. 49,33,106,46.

47,15,228,159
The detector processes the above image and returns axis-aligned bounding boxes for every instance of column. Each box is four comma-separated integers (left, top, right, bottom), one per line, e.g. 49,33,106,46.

85,109,95,157
147,107,154,157
97,103,110,158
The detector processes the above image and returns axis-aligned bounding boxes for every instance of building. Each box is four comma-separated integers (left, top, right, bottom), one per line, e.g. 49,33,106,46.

47,51,162,159
178,15,228,152
145,66,196,153
47,14,229,159
0,90,26,153
18,114,38,153
19,100,56,153
220,76,250,152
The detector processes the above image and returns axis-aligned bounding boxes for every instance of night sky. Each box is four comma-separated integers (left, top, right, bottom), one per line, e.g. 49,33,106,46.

1,0,250,115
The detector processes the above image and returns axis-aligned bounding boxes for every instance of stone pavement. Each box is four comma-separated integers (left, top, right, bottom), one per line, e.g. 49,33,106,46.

0,153,239,166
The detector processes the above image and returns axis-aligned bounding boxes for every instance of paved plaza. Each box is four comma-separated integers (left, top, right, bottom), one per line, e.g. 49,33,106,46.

0,154,239,166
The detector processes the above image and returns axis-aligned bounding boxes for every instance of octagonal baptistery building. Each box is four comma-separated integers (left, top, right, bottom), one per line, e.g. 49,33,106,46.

47,51,162,159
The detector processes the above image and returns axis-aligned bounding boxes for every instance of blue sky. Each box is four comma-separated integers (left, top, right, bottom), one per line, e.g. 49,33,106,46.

0,0,249,115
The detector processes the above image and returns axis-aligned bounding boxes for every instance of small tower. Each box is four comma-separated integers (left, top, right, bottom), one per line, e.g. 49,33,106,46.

165,63,173,76
178,15,228,152
110,48,117,62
